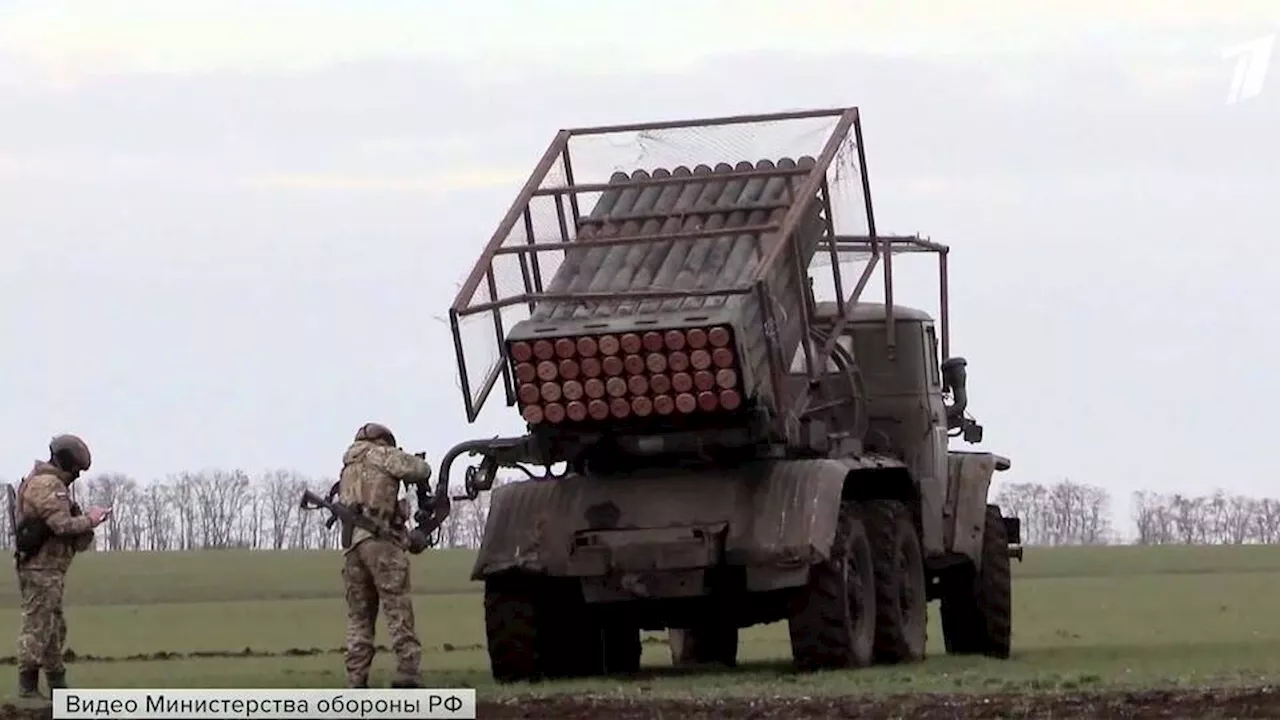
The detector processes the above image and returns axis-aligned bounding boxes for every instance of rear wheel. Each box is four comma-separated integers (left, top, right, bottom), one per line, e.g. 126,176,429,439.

941,504,1012,658
601,623,642,674
668,625,739,667
538,582,604,679
864,499,928,664
483,575,542,683
483,575,603,682
787,499,876,670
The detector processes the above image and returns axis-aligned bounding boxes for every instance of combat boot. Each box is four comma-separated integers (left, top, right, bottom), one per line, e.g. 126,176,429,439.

390,676,423,689
46,670,67,690
17,669,42,699
348,676,368,689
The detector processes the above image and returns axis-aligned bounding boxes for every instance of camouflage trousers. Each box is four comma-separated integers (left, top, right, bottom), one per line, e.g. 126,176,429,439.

16,568,68,674
342,539,422,686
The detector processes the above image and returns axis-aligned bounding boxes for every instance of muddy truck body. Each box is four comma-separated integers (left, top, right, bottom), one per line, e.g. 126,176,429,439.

435,107,1022,680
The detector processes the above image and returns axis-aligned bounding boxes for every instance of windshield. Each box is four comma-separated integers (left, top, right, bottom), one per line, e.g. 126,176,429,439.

785,322,927,395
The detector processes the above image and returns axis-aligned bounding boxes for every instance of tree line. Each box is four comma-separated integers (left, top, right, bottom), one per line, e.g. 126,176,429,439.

0,471,1276,551
996,481,1280,546
0,470,497,553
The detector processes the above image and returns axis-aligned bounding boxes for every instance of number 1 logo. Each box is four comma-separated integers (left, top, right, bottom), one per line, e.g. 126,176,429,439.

1222,34,1275,105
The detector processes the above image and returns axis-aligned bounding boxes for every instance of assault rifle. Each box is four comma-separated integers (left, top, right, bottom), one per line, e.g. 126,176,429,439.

299,451,451,554
298,482,402,550
7,482,89,565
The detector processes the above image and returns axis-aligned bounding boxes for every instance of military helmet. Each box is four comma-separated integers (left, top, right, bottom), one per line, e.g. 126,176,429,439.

354,422,396,447
49,434,92,472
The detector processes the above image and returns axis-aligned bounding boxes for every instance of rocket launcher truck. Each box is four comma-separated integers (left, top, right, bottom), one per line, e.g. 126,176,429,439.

435,107,1023,681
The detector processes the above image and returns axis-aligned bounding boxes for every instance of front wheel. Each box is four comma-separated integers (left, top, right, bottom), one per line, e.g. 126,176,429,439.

940,504,1012,658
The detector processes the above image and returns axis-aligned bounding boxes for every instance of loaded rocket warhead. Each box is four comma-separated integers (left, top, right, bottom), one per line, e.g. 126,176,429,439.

506,324,745,426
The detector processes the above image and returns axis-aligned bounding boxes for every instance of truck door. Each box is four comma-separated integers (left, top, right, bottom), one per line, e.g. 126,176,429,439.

919,321,949,556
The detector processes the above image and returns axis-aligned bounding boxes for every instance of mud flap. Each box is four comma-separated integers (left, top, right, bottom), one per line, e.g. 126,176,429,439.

944,452,1011,565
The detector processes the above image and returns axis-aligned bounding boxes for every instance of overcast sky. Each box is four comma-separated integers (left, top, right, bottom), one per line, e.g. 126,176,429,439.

2,1,1277,534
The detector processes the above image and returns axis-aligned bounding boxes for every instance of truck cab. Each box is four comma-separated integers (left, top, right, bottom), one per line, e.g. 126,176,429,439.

791,303,950,438
788,301,973,562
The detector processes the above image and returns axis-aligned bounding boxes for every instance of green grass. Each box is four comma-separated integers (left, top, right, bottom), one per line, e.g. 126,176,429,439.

3,545,1280,699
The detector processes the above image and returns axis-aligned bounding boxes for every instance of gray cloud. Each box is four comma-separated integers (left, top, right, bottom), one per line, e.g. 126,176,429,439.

2,48,1276,532
4,49,1274,179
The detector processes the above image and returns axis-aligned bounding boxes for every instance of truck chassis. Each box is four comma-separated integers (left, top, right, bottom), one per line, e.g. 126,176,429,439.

428,107,1022,680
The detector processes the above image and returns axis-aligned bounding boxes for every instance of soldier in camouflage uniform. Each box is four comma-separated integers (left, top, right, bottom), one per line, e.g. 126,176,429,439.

338,422,433,689
14,434,112,698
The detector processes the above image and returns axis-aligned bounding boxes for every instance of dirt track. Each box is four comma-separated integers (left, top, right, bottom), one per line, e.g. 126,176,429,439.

5,685,1278,719
476,686,1278,719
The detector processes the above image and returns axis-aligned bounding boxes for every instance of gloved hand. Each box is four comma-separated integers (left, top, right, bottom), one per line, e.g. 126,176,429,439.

72,528,95,553
406,529,432,555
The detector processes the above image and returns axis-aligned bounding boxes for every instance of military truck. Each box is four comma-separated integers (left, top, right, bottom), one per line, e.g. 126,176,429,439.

434,107,1022,681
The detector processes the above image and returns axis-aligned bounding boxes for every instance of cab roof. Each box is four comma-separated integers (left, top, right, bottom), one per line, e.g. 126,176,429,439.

813,301,934,323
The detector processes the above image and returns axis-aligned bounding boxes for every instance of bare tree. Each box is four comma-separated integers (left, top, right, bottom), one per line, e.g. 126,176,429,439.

187,470,251,549
1171,494,1204,544
141,482,175,551
996,482,1051,545
1221,494,1256,545
1256,499,1280,543
1133,491,1176,545
261,469,308,549
997,479,1112,546
79,473,139,551
55,463,1280,552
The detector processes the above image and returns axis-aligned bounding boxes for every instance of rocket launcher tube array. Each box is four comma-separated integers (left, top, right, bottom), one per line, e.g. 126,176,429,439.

531,157,820,321
508,324,745,426
517,155,829,425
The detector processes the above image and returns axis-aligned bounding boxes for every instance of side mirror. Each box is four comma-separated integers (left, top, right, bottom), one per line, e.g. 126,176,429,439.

962,422,984,444
940,356,968,395
941,356,969,429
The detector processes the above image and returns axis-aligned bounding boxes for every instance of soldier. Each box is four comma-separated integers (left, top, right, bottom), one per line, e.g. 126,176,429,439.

338,422,433,689
13,434,112,699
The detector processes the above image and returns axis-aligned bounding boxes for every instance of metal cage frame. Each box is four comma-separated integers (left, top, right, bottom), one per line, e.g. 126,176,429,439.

448,107,891,424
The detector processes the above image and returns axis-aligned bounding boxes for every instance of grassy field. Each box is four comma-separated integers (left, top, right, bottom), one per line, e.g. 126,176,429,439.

2,544,1279,701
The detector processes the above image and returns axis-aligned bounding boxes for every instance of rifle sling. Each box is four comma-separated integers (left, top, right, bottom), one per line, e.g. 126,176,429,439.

339,502,404,546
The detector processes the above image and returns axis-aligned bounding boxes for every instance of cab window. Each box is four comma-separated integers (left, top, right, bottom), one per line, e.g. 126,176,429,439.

923,324,941,388
849,322,921,394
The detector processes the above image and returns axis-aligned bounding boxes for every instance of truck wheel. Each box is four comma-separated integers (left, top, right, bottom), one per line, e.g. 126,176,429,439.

668,625,739,667
601,624,642,674
864,499,927,664
484,575,603,681
483,575,542,683
787,499,876,670
538,581,607,679
941,504,1012,658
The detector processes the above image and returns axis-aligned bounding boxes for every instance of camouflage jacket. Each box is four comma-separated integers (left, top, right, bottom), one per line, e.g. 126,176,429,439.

338,441,433,553
15,461,95,572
